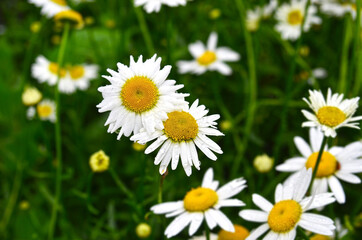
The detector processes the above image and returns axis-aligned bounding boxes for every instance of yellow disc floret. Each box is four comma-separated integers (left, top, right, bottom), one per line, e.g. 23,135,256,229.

317,106,346,128
305,152,338,178
218,224,250,240
197,51,217,66
120,76,159,113
51,0,67,6
49,62,66,77
287,10,303,25
163,111,198,142
69,65,85,80
268,200,302,233
183,187,218,212
37,104,53,118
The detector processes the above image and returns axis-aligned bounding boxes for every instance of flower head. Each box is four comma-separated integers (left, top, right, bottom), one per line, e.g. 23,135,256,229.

276,128,362,203
37,99,56,122
32,55,66,86
190,224,249,240
253,154,274,173
22,86,42,106
177,32,240,76
136,223,152,238
89,150,110,172
97,54,188,139
131,99,223,176
301,88,362,137
321,0,358,19
54,10,84,29
134,0,187,13
29,0,70,18
151,168,246,238
240,168,336,239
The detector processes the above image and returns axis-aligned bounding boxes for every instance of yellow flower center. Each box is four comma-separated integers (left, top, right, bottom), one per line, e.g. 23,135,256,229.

120,76,159,114
51,0,67,6
287,10,303,25
163,111,198,142
69,65,85,80
54,10,84,29
48,62,66,77
89,150,109,172
183,187,218,212
305,152,339,178
317,106,346,128
310,235,331,240
218,224,250,240
197,51,217,66
37,105,52,118
268,200,302,233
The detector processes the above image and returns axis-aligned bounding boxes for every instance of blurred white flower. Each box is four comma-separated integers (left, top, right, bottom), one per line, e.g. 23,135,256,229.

134,0,187,13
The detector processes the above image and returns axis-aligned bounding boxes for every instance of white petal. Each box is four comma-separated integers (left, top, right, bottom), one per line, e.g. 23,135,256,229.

208,209,234,232
216,178,247,200
294,136,312,158
239,210,268,222
328,176,346,203
165,212,193,238
246,223,269,240
188,212,204,236
151,201,184,214
252,194,273,212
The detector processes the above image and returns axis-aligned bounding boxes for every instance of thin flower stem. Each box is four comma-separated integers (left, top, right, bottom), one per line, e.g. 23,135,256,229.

109,168,134,200
205,222,210,240
158,173,165,204
309,135,328,193
134,4,154,56
338,16,352,94
233,0,257,177
48,21,70,240
352,0,361,96
273,0,311,163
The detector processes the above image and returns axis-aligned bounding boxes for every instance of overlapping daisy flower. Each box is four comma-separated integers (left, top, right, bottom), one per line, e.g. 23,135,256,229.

240,168,336,240
246,0,278,32
276,127,362,204
177,32,240,75
275,0,321,40
97,54,189,140
130,99,223,176
309,218,348,240
134,0,187,13
31,99,57,122
190,224,250,240
29,0,70,17
320,0,359,19
151,168,247,238
301,88,362,137
31,55,99,94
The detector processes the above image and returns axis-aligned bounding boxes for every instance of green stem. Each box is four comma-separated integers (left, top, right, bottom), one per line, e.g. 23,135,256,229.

297,227,310,240
205,222,210,240
158,174,165,204
134,4,154,56
309,135,328,193
338,16,352,94
352,0,361,96
48,22,70,240
109,168,134,199
273,0,311,163
233,0,257,177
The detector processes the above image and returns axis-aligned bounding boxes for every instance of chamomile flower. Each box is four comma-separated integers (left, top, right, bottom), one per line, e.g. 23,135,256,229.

134,0,187,13
321,0,358,19
240,168,336,240
130,99,223,176
191,224,250,240
32,55,66,86
151,168,247,238
301,88,362,137
36,99,56,122
275,0,321,40
58,64,99,94
28,0,70,18
22,86,42,106
97,55,188,139
246,0,278,32
177,32,240,76
276,127,362,204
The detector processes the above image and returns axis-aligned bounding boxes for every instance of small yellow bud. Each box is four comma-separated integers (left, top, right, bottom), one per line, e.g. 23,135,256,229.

136,223,151,238
133,142,146,152
209,9,221,20
310,235,330,240
105,19,116,29
30,21,41,33
85,16,95,25
220,120,232,131
89,150,110,173
299,46,310,57
19,200,30,210
22,86,42,106
253,154,274,173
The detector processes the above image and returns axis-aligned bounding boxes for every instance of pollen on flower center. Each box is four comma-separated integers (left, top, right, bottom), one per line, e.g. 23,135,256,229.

49,62,66,77
268,200,302,233
37,105,52,118
287,10,303,25
305,151,338,178
218,224,250,240
197,51,217,66
317,106,346,127
120,76,159,114
163,111,198,142
183,187,218,212
51,0,67,6
69,66,85,80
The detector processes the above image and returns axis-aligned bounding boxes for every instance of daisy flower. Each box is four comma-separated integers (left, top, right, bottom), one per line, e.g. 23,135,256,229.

97,54,188,139
58,64,99,94
151,168,247,238
321,0,358,19
130,99,223,176
240,168,336,240
134,0,187,13
28,0,70,18
32,55,66,86
177,32,240,76
275,0,321,40
36,99,56,122
246,0,278,32
190,224,250,240
301,88,362,137
276,127,362,204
